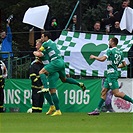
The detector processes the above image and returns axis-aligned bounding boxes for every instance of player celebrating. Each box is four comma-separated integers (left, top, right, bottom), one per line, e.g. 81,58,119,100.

88,37,133,115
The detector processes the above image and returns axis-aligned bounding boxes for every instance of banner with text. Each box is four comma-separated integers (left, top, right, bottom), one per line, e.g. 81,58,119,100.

4,79,102,113
4,79,133,113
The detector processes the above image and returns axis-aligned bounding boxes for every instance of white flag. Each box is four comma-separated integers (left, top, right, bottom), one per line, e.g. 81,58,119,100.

120,7,133,33
23,5,49,29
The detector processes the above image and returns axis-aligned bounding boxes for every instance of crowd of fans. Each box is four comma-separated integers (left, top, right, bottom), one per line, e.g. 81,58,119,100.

65,0,133,78
66,0,132,35
29,0,132,46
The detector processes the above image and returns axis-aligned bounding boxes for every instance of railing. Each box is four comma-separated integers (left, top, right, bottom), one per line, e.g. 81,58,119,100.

0,51,34,79
12,55,34,78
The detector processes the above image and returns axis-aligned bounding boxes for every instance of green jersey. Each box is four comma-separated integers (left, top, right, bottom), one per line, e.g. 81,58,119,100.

41,39,62,61
103,47,125,89
105,47,124,72
40,51,50,65
40,39,66,83
30,54,49,66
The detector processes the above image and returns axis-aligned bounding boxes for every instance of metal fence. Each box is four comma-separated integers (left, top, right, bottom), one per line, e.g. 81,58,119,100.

0,51,133,79
0,51,34,79
12,55,33,78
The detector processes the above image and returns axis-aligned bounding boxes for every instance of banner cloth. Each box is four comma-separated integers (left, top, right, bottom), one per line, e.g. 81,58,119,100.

57,31,133,77
4,79,101,112
4,79,133,113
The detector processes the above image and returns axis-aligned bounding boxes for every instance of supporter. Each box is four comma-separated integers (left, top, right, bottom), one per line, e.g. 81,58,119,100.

101,0,130,34
0,19,13,78
110,21,122,34
68,15,77,32
48,17,61,41
114,0,130,22
68,15,87,32
101,4,115,29
93,21,101,33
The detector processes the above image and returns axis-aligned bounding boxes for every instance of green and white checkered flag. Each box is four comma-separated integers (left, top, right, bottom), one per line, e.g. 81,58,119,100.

57,30,133,77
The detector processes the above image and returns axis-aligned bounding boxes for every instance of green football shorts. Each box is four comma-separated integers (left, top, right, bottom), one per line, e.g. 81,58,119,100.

48,72,59,89
104,76,119,90
44,58,66,78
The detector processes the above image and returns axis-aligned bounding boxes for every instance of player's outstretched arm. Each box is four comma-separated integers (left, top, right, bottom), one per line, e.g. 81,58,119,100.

90,55,107,62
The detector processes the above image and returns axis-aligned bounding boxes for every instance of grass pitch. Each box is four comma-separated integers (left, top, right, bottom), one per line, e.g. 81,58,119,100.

0,112,133,133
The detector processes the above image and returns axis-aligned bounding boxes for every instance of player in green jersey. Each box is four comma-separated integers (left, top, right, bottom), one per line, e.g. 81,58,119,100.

34,31,86,116
88,37,133,115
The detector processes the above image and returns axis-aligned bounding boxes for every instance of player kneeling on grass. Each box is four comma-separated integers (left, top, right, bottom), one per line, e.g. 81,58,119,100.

88,37,133,115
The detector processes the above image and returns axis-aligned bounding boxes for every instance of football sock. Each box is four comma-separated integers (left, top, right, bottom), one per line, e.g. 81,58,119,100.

44,92,54,105
39,74,49,88
51,93,60,110
65,78,79,86
97,98,105,110
123,95,133,103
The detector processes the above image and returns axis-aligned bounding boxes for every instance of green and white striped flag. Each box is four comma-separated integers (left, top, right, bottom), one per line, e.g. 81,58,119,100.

57,30,133,77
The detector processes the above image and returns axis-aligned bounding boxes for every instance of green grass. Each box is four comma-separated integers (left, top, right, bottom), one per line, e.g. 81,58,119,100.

0,112,133,133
